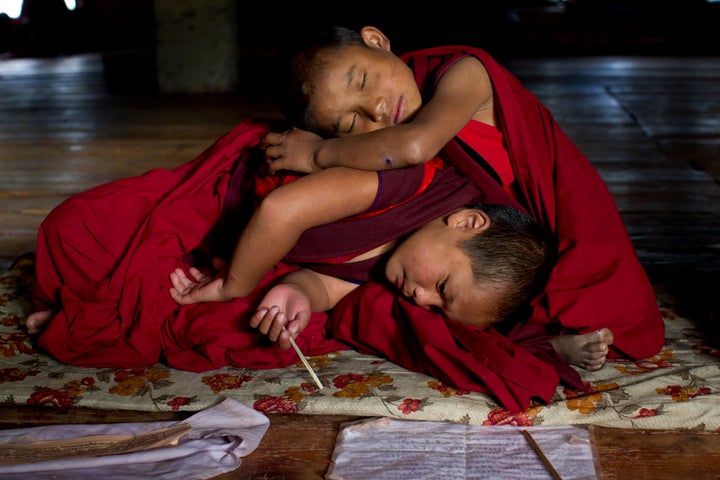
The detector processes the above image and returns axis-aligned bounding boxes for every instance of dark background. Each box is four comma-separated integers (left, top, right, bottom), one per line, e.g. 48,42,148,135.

2,0,720,94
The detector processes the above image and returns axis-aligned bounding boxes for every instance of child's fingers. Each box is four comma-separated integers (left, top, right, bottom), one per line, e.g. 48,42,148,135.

187,266,209,282
286,310,310,337
277,328,292,350
251,305,280,334
259,132,276,147
169,287,190,305
249,307,266,329
267,311,287,342
169,270,186,291
263,145,283,162
266,158,284,174
169,288,180,303
261,130,289,146
251,305,292,343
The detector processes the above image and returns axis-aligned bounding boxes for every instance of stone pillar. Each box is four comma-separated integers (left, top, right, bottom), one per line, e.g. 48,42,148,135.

154,0,238,93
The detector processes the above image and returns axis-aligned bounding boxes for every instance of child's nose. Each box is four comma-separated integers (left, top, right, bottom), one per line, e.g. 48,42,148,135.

370,97,388,123
413,287,440,309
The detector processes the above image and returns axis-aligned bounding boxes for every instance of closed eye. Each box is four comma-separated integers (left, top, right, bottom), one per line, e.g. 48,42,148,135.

347,113,357,133
438,278,453,312
344,73,365,134
437,278,447,296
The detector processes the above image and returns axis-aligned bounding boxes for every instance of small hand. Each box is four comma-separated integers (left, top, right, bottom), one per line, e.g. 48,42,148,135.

169,258,230,305
261,127,324,174
251,283,311,349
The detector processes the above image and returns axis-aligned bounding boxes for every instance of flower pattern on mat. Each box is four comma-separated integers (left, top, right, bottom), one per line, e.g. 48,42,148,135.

614,350,674,375
398,398,423,414
635,407,661,418
0,330,35,357
483,406,541,426
109,367,172,396
1,258,719,429
26,376,98,408
254,395,299,413
561,381,620,415
202,372,254,393
252,381,322,413
656,384,712,402
427,380,471,398
332,373,394,398
167,396,195,411
1,366,40,383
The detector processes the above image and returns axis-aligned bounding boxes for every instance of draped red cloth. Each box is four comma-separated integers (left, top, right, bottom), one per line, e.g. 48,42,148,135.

32,119,347,371
327,46,665,411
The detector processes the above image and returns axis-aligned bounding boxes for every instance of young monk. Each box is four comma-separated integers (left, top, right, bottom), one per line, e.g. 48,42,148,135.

167,150,555,339
170,196,555,353
260,25,664,371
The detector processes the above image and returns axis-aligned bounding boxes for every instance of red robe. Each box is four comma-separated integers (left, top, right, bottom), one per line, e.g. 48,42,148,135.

31,120,347,372
328,46,665,410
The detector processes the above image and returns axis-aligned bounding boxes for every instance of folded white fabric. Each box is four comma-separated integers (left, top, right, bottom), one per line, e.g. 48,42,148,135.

0,397,269,480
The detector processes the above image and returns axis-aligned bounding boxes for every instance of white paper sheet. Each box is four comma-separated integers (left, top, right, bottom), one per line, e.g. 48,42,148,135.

326,417,598,480
0,397,269,480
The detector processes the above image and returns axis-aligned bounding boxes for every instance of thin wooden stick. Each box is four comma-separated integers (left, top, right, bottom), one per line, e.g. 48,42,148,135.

287,335,323,390
522,429,563,480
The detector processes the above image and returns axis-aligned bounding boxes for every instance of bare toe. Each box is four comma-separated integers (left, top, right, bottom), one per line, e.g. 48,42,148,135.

596,327,614,346
551,328,615,371
26,310,54,336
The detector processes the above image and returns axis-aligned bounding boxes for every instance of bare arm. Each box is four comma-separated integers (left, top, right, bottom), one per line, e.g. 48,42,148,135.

169,167,378,304
264,56,494,173
251,269,359,349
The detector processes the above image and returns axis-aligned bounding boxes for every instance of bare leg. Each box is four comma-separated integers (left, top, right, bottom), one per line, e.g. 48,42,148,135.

550,328,615,371
26,310,54,336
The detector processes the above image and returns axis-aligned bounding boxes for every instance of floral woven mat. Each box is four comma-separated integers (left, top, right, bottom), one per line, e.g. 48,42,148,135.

2,255,718,430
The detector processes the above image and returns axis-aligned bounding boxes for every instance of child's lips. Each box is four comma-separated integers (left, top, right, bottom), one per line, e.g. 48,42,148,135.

393,96,404,125
396,274,405,292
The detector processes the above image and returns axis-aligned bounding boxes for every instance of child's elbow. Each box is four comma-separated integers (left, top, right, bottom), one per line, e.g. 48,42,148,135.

401,139,431,167
259,189,294,224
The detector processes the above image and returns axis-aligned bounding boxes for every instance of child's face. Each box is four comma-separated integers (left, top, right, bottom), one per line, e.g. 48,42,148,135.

384,211,498,329
307,44,422,137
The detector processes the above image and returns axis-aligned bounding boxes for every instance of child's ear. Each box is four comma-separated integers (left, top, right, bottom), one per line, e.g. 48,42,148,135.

448,209,490,234
360,26,391,51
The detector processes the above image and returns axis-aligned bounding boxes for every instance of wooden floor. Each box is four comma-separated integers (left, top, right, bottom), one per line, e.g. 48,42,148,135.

1,53,719,479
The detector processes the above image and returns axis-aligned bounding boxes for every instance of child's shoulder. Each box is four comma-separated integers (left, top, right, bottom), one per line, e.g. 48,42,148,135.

399,45,491,63
400,46,494,92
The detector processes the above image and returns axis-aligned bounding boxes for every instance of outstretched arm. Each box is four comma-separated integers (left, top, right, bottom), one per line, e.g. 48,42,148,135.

251,269,359,350
263,56,494,173
169,166,378,304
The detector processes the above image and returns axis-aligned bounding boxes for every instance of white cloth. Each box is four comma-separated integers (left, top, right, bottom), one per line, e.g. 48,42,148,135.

0,398,269,480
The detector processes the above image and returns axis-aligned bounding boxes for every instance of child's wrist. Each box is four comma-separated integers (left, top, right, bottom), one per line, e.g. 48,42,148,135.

314,139,335,170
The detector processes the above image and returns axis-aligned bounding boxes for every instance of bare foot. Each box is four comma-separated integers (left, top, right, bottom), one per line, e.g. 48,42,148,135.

26,310,54,336
550,328,615,371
